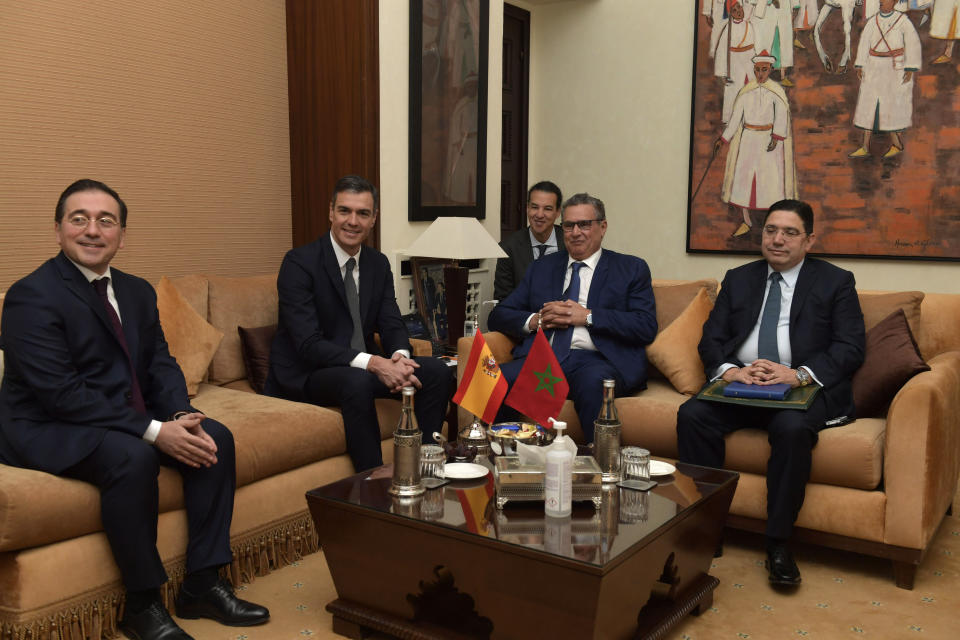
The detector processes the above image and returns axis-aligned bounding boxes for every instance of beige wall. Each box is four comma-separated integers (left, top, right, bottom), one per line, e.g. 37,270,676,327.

522,0,959,294
0,0,291,292
379,0,505,311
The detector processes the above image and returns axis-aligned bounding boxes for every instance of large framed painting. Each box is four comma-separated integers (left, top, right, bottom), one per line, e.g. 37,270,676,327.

688,0,960,260
409,0,489,222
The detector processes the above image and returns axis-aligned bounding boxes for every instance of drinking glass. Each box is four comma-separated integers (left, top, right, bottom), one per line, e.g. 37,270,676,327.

620,447,651,482
420,444,446,482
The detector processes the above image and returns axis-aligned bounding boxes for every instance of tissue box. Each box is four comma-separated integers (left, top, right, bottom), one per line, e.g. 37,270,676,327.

493,455,603,509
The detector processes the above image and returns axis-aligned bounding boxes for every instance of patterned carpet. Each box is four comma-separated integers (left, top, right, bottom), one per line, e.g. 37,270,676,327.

168,511,960,639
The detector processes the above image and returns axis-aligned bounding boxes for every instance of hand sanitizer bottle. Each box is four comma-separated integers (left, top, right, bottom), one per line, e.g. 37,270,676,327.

545,420,573,517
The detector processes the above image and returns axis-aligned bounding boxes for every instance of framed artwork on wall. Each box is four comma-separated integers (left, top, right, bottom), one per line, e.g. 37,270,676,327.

408,0,489,222
688,1,960,261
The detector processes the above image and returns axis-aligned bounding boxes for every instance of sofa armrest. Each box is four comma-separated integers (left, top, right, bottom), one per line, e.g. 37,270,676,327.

410,338,432,357
882,350,960,549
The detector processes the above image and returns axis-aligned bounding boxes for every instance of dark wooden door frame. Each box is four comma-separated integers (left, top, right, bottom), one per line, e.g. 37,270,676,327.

286,0,380,249
501,3,530,239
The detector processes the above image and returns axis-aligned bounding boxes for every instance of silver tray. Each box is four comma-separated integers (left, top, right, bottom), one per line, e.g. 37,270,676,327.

493,456,603,509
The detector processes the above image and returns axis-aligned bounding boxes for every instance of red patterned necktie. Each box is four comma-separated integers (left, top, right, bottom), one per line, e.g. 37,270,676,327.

92,278,147,414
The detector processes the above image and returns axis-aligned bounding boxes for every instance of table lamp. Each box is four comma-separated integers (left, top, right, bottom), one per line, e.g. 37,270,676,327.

404,216,507,347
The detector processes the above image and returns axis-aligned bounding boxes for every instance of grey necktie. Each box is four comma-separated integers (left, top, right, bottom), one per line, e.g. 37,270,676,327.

757,272,783,363
535,244,548,259
344,257,365,351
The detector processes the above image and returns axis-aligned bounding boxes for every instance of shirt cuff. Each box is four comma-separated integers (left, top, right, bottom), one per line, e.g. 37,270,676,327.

351,352,372,370
394,349,410,359
800,365,822,387
711,363,739,382
523,313,538,334
143,420,163,444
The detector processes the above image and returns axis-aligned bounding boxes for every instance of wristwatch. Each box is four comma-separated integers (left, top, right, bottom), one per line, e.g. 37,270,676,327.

586,312,593,328
796,367,811,387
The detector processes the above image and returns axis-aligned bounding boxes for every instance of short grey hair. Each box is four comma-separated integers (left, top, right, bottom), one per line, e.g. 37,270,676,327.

561,193,605,221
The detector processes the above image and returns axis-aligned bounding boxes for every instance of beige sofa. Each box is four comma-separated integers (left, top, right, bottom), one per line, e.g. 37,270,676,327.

460,279,960,589
0,274,426,640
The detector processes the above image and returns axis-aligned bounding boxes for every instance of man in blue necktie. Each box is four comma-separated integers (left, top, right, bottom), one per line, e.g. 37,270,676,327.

488,193,658,441
677,199,865,586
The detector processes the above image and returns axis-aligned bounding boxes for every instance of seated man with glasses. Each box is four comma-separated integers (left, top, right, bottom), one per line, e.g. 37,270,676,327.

488,192,658,441
0,179,269,640
677,199,865,587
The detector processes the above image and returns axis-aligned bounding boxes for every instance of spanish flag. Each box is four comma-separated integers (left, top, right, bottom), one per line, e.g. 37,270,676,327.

453,332,508,423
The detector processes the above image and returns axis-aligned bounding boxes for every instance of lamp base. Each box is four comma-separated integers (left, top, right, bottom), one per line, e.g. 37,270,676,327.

443,264,469,347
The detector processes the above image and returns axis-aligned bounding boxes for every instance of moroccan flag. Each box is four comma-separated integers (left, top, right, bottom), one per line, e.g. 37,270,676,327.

504,329,569,426
453,332,508,423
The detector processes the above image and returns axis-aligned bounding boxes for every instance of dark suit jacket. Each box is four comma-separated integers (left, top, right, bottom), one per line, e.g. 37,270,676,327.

488,249,658,391
493,225,566,301
700,258,865,421
0,253,191,473
265,233,412,401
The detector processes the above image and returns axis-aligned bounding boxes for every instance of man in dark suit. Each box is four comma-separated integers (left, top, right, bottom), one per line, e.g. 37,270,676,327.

265,175,451,471
677,199,865,586
488,193,658,441
493,181,567,301
0,180,268,640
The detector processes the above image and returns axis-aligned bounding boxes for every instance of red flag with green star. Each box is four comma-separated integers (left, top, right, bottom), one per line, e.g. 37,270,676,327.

504,328,569,426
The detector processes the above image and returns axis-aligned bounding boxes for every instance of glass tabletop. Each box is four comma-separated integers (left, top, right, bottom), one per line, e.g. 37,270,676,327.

309,460,738,569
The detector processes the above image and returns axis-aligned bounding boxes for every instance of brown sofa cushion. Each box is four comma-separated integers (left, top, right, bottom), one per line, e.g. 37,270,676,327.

208,275,278,385
853,309,930,418
858,290,924,337
653,279,718,330
238,325,276,393
646,287,713,394
156,276,224,396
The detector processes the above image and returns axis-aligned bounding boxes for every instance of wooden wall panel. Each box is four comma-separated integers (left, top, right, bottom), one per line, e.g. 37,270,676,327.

286,0,380,249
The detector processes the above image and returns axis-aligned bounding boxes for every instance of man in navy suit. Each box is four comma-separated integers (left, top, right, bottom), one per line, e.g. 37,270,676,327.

265,175,451,472
493,181,567,301
677,199,865,586
0,180,268,640
488,192,658,441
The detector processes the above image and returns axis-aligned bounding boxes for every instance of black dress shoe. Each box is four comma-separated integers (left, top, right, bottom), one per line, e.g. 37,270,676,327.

175,579,270,626
120,600,194,640
766,543,802,585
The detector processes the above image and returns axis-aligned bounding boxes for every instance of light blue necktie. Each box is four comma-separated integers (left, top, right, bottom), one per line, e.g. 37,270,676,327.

757,272,782,363
552,262,584,361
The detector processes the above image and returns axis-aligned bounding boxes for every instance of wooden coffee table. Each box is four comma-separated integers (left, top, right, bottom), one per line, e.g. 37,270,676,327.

306,461,737,639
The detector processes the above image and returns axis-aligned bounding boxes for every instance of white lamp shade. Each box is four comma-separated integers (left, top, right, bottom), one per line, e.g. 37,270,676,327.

403,216,507,259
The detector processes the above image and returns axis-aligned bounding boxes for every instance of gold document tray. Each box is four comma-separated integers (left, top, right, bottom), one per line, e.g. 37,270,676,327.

493,456,603,510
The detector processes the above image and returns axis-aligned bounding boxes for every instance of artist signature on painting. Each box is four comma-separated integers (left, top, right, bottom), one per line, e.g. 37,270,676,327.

894,239,937,249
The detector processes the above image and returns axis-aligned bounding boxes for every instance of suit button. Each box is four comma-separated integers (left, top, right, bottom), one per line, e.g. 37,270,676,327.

124,391,133,400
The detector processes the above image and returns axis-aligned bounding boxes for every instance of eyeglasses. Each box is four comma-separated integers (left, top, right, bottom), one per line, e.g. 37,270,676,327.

561,219,603,231
65,215,120,230
762,225,806,239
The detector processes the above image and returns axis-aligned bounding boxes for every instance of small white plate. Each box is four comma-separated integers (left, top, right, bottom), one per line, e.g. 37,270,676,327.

649,460,676,477
444,462,490,480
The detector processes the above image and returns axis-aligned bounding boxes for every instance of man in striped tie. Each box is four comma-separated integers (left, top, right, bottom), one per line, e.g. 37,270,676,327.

677,199,865,586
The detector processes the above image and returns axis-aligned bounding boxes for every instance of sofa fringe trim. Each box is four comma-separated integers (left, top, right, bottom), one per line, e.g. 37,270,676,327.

0,513,319,640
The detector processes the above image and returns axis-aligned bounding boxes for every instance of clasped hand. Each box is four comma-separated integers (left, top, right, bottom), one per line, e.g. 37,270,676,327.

369,352,421,393
723,359,798,387
533,299,589,331
155,412,218,468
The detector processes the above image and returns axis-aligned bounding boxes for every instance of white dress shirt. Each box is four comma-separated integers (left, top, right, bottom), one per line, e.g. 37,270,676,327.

67,258,163,444
328,236,409,371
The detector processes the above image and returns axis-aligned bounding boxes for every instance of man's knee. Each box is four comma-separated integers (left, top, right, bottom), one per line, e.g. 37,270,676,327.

202,419,235,457
767,415,816,447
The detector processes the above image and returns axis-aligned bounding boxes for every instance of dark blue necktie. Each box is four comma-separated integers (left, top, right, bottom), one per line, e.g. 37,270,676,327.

535,244,548,259
757,272,782,363
552,262,584,361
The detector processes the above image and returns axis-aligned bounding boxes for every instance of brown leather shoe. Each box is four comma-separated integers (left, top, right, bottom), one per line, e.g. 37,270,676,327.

175,579,269,626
